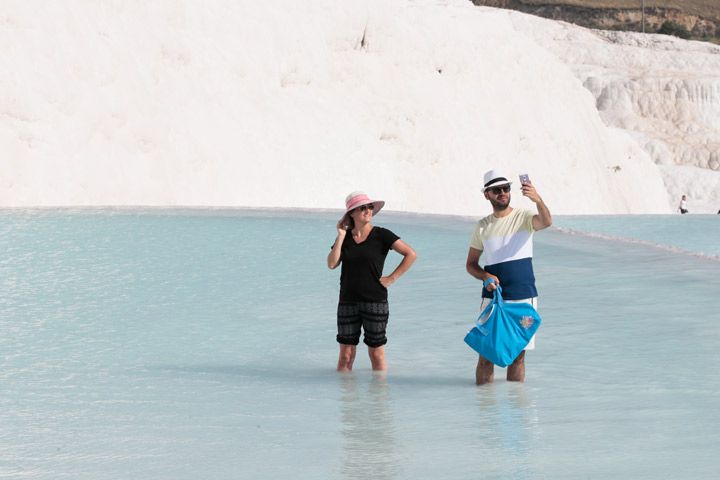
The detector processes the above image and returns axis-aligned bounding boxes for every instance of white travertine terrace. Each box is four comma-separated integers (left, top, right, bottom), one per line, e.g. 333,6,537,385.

1,1,717,213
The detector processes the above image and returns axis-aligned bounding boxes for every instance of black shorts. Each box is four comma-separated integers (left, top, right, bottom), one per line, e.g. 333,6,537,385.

336,301,389,348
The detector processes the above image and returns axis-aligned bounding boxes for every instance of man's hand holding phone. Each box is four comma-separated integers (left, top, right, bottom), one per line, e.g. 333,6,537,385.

519,173,542,204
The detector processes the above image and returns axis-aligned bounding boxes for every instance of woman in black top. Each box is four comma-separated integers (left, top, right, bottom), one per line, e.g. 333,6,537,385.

327,191,416,372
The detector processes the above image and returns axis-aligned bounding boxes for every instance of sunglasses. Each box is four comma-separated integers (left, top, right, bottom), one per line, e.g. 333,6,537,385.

353,204,375,213
488,185,511,195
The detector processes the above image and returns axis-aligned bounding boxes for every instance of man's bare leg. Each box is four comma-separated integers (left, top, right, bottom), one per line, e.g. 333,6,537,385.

507,350,525,382
476,355,494,385
337,344,357,372
368,345,387,371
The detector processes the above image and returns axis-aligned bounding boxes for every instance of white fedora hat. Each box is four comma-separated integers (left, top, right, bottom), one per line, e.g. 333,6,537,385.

483,169,512,192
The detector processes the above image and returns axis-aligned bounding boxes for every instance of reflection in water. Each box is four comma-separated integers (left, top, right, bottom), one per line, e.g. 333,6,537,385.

475,384,540,478
339,372,400,480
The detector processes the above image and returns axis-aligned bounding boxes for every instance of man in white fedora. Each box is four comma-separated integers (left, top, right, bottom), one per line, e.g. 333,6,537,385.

465,169,552,385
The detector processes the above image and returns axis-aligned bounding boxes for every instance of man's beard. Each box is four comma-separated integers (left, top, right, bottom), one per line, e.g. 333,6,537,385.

490,196,510,211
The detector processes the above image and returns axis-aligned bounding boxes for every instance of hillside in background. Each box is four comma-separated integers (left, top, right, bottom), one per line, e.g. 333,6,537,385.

472,0,720,40
501,9,720,213
2,0,718,213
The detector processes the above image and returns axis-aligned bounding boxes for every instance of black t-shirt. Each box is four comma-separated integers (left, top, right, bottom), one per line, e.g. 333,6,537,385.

338,226,400,302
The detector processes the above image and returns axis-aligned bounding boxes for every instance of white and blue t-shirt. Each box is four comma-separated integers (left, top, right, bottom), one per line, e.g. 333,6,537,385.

469,208,537,300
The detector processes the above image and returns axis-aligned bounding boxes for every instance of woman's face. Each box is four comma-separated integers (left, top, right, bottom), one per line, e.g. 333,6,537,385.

349,204,374,223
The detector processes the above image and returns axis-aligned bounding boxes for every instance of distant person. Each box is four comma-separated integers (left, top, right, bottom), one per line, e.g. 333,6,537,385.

678,195,688,214
327,191,416,372
465,170,552,385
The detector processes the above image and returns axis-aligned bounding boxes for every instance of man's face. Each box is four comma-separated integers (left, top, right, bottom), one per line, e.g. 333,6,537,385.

484,184,511,210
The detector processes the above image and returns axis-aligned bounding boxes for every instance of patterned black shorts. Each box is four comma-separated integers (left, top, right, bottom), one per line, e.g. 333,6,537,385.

336,301,389,348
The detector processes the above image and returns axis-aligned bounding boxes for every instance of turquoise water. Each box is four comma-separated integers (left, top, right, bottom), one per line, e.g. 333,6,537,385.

0,209,718,479
553,214,720,258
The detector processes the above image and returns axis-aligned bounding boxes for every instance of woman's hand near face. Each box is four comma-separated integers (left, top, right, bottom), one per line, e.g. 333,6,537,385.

336,217,348,236
328,217,348,269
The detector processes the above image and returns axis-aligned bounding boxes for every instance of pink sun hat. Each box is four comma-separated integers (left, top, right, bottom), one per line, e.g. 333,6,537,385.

344,191,385,215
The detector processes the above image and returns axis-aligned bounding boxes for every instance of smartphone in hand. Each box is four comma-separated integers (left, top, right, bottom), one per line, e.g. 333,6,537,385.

519,173,531,185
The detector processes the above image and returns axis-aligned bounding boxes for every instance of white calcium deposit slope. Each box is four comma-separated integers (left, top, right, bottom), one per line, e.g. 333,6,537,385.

2,0,713,215
506,10,720,213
